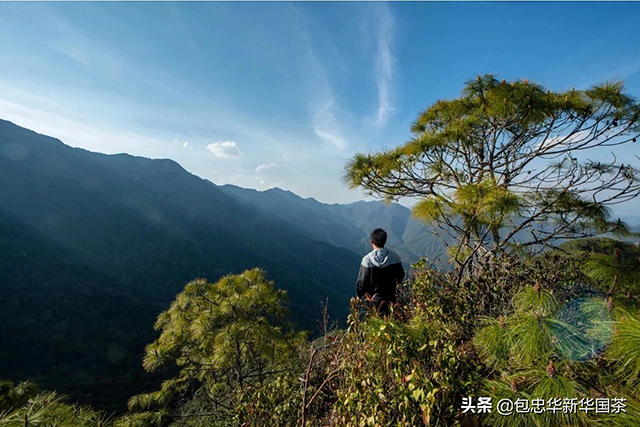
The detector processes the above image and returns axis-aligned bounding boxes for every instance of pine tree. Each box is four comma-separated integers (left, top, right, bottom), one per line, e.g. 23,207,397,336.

473,277,640,426
120,269,304,426
344,75,640,276
583,241,640,297
0,381,111,427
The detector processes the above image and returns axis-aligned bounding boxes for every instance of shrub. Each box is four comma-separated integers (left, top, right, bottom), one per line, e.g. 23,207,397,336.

330,296,481,426
473,272,640,426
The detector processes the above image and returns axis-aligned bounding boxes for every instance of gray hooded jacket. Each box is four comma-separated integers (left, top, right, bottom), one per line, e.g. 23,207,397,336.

356,248,405,304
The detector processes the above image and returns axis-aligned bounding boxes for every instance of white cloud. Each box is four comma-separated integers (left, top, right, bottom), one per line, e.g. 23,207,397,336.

206,141,244,158
314,128,347,150
374,5,396,125
255,162,277,173
313,100,347,150
183,141,189,148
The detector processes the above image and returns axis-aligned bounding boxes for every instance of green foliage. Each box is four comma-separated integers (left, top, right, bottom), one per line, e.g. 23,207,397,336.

0,382,111,427
583,244,640,296
126,269,304,426
606,309,640,391
345,74,640,272
0,381,38,413
472,319,509,370
513,285,559,317
408,253,587,339
528,369,588,427
593,396,640,427
474,284,579,367
5,252,640,427
479,379,530,427
507,314,562,366
332,299,481,426
472,254,640,427
113,409,170,427
481,368,589,427
234,371,301,427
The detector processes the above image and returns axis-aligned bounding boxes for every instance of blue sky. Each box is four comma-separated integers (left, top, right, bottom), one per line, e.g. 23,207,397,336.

1,2,640,216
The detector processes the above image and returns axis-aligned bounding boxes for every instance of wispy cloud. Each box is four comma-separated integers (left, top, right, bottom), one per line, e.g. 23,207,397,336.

314,128,347,150
52,41,91,67
0,4,366,205
373,5,396,126
289,9,351,154
312,100,347,151
206,141,244,158
255,162,276,173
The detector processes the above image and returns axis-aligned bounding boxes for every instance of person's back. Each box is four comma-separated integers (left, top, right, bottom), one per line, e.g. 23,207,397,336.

356,228,405,315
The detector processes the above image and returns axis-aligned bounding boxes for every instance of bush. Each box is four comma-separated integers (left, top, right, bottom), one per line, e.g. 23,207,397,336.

473,276,640,427
328,292,482,426
7,248,638,427
0,381,111,427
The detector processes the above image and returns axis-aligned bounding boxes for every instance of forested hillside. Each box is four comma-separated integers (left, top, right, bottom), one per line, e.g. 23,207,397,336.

0,119,452,412
0,209,167,410
0,119,365,410
0,119,363,322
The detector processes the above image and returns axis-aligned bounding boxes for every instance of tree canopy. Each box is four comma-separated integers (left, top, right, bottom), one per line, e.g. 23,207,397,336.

122,269,303,426
345,75,640,273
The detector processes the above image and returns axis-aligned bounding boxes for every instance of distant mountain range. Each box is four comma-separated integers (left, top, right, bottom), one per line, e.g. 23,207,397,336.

0,119,441,410
620,216,640,231
218,184,445,267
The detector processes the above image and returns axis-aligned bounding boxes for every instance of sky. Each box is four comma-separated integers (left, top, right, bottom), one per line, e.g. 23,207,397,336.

1,2,640,216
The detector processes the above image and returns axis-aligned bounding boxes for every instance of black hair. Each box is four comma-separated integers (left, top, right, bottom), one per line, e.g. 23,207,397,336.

370,228,387,248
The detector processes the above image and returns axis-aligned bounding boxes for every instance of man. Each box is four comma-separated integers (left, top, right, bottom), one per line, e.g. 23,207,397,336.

356,228,405,316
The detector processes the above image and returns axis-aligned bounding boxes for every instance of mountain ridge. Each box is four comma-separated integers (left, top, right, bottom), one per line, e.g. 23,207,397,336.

0,118,367,409
2,119,365,305
0,118,444,411
219,183,445,266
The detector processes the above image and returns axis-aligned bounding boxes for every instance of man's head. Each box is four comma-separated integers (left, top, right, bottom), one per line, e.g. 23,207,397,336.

370,228,387,249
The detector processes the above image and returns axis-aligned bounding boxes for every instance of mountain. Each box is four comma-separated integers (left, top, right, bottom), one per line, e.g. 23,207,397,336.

620,215,640,228
0,119,362,320
0,118,446,412
0,208,166,410
0,119,365,410
620,215,640,239
219,185,446,266
218,185,365,254
220,185,640,264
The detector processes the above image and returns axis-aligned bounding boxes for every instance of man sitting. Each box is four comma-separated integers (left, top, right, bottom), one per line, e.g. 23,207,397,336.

356,228,405,316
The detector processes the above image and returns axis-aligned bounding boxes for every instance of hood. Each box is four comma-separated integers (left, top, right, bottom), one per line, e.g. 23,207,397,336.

361,248,400,268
